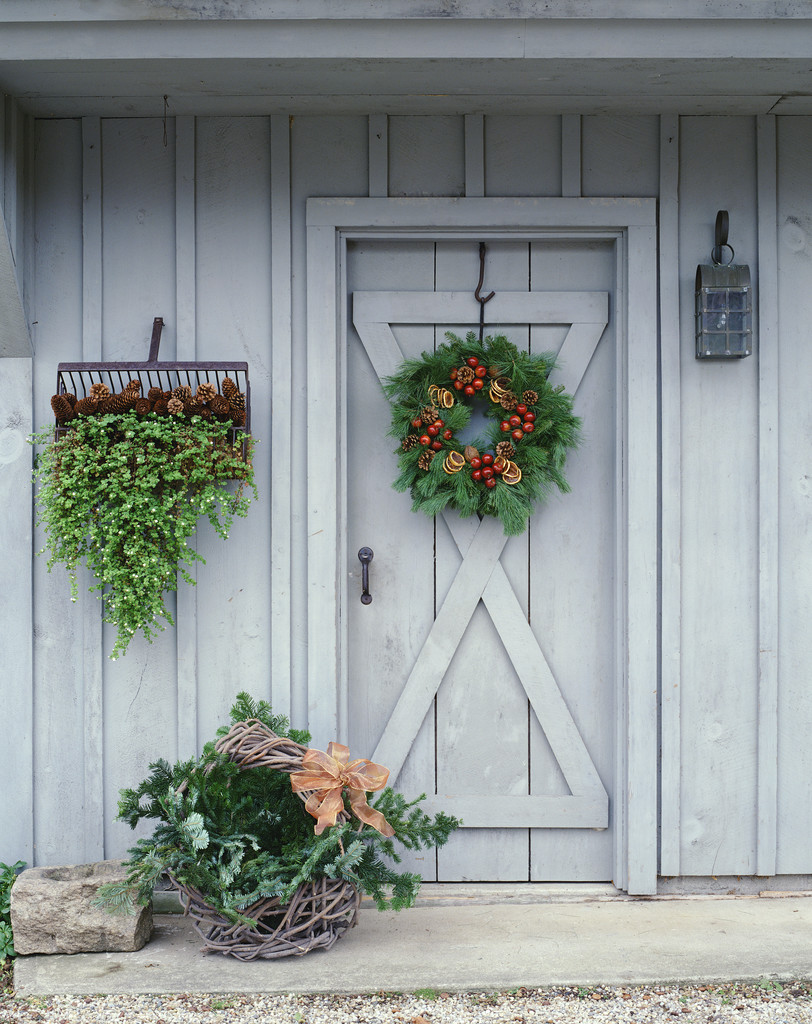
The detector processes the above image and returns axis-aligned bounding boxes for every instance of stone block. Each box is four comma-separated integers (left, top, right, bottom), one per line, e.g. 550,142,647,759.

10,860,153,955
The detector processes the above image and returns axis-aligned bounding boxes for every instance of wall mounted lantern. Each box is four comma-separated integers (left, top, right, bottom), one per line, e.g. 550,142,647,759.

695,210,753,359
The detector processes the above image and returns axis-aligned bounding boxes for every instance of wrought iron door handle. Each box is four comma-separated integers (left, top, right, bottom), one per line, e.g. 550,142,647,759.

358,547,374,604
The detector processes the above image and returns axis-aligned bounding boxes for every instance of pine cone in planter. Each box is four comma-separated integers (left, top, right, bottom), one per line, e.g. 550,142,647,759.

89,381,111,400
135,398,153,415
196,382,217,402
51,394,76,423
221,378,239,402
209,395,232,420
172,385,192,402
124,379,141,395
147,386,164,401
167,397,184,416
152,397,169,416
75,397,99,416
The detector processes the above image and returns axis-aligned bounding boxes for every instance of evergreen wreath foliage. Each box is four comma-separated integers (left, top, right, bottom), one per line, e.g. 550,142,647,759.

30,412,256,659
95,692,460,923
385,331,581,536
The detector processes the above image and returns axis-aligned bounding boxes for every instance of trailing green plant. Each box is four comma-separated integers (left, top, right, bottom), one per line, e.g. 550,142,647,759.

0,860,25,962
30,412,257,659
96,693,459,923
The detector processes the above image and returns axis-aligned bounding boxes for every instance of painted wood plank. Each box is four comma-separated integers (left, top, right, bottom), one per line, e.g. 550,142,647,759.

388,116,464,198
193,116,273,745
0,357,33,865
581,116,660,198
80,115,105,862
547,321,607,392
527,236,616,882
99,117,181,859
345,238,437,877
0,207,30,355
756,113,779,877
678,117,759,877
623,221,659,894
775,116,812,873
306,222,341,743
30,118,85,864
270,113,293,720
484,115,561,198
368,114,388,198
371,515,508,781
658,113,682,878
175,114,198,760
293,115,369,733
420,795,608,829
307,196,657,229
354,291,609,325
561,115,581,197
464,113,485,198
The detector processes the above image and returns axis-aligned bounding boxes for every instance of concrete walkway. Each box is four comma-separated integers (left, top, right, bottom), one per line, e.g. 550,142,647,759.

13,885,812,996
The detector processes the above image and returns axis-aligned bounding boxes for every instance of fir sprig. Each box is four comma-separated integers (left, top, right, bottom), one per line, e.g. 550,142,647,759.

384,331,580,536
95,692,460,921
30,412,257,658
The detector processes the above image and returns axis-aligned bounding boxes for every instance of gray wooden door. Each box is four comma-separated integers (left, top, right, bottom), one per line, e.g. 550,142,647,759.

344,238,618,882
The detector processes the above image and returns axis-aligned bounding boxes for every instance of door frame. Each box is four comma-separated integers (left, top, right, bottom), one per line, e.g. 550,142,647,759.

305,197,658,893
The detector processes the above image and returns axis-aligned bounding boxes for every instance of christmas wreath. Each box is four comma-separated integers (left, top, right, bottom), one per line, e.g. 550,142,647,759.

385,332,581,536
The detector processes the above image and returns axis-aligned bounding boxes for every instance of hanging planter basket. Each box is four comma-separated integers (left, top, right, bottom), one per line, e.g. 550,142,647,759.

52,317,251,459
175,720,360,960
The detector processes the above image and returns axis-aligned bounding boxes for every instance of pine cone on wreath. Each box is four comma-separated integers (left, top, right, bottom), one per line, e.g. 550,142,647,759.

522,390,539,406
50,394,76,423
420,405,439,424
456,365,475,385
417,449,436,471
196,382,217,402
401,435,419,452
496,441,516,459
500,393,519,411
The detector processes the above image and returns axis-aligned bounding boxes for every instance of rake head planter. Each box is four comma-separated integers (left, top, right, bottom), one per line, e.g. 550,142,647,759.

96,693,460,959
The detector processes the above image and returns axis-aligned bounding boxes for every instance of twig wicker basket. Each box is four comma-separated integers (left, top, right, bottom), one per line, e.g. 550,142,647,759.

171,719,360,960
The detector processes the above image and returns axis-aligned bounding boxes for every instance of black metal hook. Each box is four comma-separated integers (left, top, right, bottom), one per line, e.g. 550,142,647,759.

711,209,735,266
475,242,495,342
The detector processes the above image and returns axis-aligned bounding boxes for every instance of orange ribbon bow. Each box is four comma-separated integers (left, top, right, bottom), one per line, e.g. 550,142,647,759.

290,742,395,837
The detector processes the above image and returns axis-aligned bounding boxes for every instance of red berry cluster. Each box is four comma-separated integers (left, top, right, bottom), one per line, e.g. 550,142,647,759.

500,404,536,441
469,451,503,489
410,414,454,452
450,355,488,395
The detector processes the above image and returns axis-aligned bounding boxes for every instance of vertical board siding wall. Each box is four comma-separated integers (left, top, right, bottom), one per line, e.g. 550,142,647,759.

5,110,812,883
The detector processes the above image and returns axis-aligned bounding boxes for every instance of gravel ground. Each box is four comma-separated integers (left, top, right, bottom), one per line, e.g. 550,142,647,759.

2,983,812,1024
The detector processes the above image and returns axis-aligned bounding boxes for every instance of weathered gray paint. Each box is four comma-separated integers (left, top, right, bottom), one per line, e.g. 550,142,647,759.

3,105,812,890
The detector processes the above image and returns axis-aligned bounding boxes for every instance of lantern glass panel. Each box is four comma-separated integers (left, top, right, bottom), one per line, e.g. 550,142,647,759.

695,263,753,359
